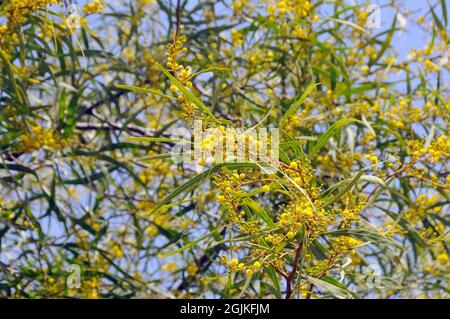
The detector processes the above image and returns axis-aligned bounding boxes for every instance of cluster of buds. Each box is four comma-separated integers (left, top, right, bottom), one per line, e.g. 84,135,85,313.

19,124,67,152
285,160,313,187
166,35,196,119
220,256,262,277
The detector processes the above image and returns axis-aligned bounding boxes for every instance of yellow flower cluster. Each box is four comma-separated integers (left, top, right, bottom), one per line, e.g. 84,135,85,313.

317,153,363,174
162,262,178,272
0,0,58,52
111,243,124,258
143,51,161,84
231,29,244,45
341,203,365,226
4,0,60,24
284,109,312,135
138,158,174,183
83,277,100,299
410,135,450,163
197,124,275,166
138,0,156,7
333,236,362,253
268,0,312,18
19,124,66,152
0,25,8,37
278,198,330,241
286,160,313,187
403,194,439,223
233,0,248,13
145,212,170,237
437,252,449,266
424,59,439,74
166,34,197,119
186,264,198,276
355,10,368,27
1,199,15,220
83,0,105,15
220,256,261,277
426,135,450,163
214,170,261,235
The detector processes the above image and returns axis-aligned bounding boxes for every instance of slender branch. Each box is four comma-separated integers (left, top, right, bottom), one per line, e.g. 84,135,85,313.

175,0,181,37
285,239,304,299
75,122,156,137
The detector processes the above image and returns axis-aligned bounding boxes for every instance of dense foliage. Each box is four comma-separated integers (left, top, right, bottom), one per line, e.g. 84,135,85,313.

0,0,449,299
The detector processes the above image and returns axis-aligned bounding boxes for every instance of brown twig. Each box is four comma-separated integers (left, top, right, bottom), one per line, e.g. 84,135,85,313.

75,122,157,137
285,239,304,299
366,158,419,202
175,0,181,37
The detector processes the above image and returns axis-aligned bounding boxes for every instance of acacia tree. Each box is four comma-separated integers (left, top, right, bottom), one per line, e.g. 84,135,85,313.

0,0,449,299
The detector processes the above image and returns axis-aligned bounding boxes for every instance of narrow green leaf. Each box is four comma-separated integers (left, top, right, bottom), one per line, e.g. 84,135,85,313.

266,266,282,299
154,62,218,121
149,163,256,215
310,240,328,261
160,227,224,257
370,15,397,65
309,118,359,158
281,82,318,123
115,84,176,100
242,197,276,228
306,275,355,299
320,170,364,208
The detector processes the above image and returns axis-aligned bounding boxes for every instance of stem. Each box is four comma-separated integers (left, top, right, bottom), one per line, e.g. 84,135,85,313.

285,240,304,299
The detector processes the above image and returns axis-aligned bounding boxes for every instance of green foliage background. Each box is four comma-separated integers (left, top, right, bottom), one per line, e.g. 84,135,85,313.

0,0,449,298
